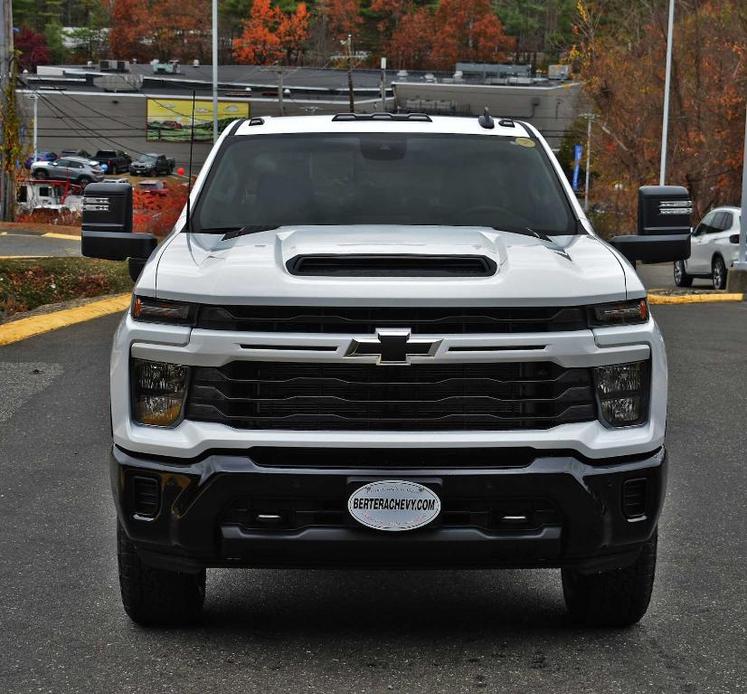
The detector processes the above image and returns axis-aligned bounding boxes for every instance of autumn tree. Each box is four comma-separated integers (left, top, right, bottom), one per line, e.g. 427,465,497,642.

233,0,310,65
15,28,52,71
574,0,747,233
320,0,363,41
429,0,515,70
109,0,152,60
388,7,436,70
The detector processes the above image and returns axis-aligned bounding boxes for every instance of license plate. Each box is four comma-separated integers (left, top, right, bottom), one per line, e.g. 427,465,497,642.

348,480,441,531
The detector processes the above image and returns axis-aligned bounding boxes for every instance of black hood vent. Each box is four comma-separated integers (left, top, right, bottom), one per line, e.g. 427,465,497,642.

286,254,497,277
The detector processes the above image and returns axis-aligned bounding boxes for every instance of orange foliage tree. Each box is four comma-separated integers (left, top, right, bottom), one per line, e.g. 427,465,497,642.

109,0,149,60
388,7,437,70
232,0,310,65
574,0,747,231
320,0,363,40
375,0,514,70
429,0,515,70
110,0,211,62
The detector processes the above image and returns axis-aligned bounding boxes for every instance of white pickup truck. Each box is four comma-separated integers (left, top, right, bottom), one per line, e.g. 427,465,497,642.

81,113,691,628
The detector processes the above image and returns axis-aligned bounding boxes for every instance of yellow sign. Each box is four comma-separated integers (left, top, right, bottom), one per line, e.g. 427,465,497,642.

146,98,251,142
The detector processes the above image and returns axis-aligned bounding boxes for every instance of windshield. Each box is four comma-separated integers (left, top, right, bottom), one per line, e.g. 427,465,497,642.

138,155,157,163
194,133,577,234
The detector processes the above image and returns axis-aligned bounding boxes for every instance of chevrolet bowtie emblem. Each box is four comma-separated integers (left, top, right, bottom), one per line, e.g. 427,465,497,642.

346,329,441,365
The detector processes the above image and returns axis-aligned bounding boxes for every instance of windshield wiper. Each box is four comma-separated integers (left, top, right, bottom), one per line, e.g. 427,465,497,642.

490,226,553,243
196,225,280,238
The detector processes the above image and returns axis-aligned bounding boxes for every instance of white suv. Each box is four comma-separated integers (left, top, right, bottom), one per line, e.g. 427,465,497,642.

674,206,742,289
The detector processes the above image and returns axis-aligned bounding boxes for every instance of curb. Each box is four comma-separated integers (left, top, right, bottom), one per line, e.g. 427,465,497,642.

42,232,81,241
649,292,744,305
0,294,130,347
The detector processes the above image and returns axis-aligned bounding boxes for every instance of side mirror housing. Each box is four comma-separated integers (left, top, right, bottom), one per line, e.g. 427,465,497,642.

81,182,157,266
609,185,692,263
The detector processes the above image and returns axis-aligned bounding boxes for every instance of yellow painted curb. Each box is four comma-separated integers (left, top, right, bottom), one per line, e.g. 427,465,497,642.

649,292,744,304
43,232,81,240
0,294,130,347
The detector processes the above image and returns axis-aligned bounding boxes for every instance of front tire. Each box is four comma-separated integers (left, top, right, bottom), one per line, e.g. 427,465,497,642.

562,532,657,627
117,523,205,626
35,169,48,180
673,260,693,287
712,255,727,290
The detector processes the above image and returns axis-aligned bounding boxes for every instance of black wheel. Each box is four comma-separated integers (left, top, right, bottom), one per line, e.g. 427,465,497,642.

562,532,657,627
712,255,727,290
35,169,48,179
117,522,205,626
78,176,92,186
673,260,693,287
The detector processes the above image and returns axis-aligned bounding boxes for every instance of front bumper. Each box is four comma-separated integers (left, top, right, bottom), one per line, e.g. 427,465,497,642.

113,445,666,572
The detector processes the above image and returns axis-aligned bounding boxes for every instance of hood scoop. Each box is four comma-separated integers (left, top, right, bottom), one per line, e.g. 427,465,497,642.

286,253,497,278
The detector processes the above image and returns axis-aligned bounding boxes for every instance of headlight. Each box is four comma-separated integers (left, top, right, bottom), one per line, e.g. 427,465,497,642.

594,360,649,427
132,358,189,427
132,295,196,325
590,299,648,326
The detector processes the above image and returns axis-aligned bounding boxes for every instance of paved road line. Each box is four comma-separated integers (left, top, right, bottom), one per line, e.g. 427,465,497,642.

0,294,130,347
649,292,744,304
42,232,81,241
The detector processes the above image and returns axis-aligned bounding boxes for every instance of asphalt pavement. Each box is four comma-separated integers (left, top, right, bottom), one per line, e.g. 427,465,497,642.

0,231,80,258
0,303,745,693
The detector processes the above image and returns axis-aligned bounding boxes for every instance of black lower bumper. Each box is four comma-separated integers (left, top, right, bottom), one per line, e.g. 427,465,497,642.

112,445,666,572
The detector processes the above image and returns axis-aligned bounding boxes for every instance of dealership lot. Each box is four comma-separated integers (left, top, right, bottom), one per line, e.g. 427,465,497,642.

0,303,745,694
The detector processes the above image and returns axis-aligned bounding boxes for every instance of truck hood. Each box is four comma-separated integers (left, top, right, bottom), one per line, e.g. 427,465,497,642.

149,225,632,306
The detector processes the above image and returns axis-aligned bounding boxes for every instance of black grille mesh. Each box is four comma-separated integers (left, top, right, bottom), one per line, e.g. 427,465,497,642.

195,305,588,334
186,361,596,431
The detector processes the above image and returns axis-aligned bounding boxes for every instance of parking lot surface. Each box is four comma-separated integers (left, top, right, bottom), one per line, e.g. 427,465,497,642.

0,231,80,258
0,303,745,693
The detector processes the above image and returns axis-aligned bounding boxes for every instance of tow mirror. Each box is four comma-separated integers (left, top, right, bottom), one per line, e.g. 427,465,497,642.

81,182,156,280
609,185,692,263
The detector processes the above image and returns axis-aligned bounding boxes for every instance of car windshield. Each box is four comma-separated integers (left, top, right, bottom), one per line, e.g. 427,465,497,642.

139,155,157,163
194,133,577,234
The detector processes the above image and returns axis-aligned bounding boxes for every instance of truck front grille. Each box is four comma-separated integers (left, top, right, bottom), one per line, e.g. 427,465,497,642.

186,361,596,431
195,305,588,334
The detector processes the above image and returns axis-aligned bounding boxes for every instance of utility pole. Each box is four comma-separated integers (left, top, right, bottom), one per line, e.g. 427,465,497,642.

211,0,219,142
0,0,16,221
380,57,387,112
345,34,355,113
659,0,675,185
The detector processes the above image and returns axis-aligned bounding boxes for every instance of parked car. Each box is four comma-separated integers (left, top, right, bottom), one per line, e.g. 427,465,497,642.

60,148,94,160
129,153,176,176
82,114,691,628
24,150,57,169
31,156,105,186
137,179,169,196
92,149,131,174
674,206,742,289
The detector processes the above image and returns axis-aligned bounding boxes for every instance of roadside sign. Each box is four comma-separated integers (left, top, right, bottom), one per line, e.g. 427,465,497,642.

572,144,583,192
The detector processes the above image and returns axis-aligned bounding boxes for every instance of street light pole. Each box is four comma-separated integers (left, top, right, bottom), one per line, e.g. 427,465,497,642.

380,57,387,112
735,107,747,270
211,0,218,142
31,92,38,163
659,0,675,185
